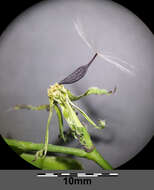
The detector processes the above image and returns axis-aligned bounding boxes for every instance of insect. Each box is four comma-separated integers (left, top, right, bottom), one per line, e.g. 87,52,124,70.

13,53,116,161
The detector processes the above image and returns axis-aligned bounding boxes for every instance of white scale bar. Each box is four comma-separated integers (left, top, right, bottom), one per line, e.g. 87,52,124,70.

37,173,119,177
109,173,119,176
78,173,101,177
61,173,70,175
37,173,57,177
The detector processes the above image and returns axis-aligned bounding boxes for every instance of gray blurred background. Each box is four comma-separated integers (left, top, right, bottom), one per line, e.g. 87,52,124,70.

0,0,154,170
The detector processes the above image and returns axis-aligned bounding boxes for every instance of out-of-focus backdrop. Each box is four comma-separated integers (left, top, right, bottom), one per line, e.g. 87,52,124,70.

0,0,154,170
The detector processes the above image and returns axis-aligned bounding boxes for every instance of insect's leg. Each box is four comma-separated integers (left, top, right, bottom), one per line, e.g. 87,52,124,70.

33,100,53,161
67,86,116,101
9,104,50,111
43,105,53,157
69,100,106,130
54,104,66,142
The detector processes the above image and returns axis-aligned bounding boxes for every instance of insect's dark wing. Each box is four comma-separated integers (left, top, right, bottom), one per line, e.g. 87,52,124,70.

59,53,97,85
59,64,89,84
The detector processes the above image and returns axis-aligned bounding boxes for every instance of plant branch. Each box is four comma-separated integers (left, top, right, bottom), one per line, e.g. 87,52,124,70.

4,137,113,170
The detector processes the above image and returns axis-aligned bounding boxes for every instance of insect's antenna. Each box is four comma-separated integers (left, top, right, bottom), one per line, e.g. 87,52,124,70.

59,53,98,85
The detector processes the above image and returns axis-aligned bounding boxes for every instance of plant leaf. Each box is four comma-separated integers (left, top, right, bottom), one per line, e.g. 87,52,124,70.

21,153,83,170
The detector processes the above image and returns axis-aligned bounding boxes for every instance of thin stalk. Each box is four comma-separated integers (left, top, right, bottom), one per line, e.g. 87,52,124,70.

4,137,113,170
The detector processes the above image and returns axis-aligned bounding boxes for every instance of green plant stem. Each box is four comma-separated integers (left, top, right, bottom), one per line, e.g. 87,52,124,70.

4,137,113,170
88,149,113,170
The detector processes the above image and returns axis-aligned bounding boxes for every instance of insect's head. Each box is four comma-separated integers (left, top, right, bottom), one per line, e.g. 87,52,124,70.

47,83,68,103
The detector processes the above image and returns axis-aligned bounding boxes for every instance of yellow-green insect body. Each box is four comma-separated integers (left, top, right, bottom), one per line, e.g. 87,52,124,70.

48,83,93,151
13,82,115,160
